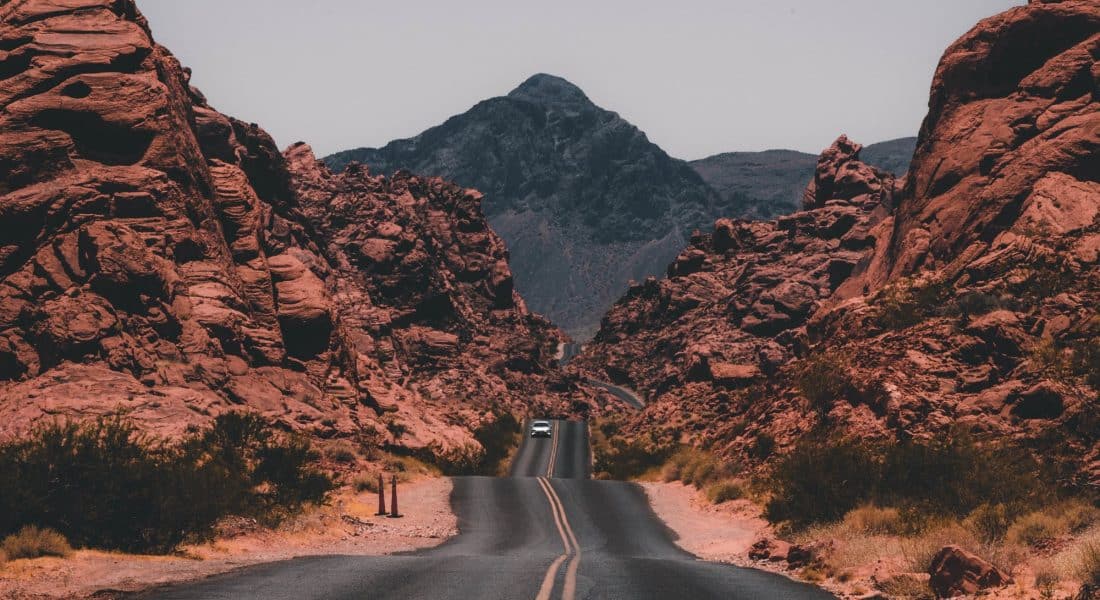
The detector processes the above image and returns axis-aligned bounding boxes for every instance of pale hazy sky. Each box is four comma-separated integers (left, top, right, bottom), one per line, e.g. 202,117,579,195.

137,0,1022,160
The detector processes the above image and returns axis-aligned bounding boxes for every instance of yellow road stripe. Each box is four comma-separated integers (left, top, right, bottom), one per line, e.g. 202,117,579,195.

545,421,560,478
534,554,567,600
534,477,571,600
541,477,581,600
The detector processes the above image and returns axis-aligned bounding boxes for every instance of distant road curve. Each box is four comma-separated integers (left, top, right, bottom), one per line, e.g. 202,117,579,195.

584,378,645,409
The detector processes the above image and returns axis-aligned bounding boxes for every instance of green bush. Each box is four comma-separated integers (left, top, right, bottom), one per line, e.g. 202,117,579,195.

0,413,332,554
765,434,1045,529
765,438,880,527
1,526,71,559
591,418,674,481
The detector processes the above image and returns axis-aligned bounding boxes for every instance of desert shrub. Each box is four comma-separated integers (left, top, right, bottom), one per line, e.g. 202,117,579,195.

0,413,332,554
705,480,745,504
1,526,72,560
1077,542,1100,589
351,473,380,493
749,432,776,460
1034,562,1060,599
1062,500,1100,533
965,503,1015,544
874,277,952,330
877,434,1041,519
660,447,730,489
796,352,852,416
591,418,674,481
765,434,1044,529
325,440,358,464
1007,511,1066,547
1071,337,1100,390
765,438,880,527
844,505,905,535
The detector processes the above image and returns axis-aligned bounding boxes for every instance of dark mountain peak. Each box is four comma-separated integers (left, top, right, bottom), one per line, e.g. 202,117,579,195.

507,73,592,107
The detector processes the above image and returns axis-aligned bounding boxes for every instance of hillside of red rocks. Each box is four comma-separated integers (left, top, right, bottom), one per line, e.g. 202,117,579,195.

0,0,575,463
574,0,1099,482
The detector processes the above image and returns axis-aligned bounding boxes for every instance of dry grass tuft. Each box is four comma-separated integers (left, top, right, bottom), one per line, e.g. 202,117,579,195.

900,523,979,573
704,479,745,504
325,440,359,464
1,526,72,560
351,473,381,493
876,573,933,599
1078,541,1100,588
844,505,906,535
1007,511,1067,547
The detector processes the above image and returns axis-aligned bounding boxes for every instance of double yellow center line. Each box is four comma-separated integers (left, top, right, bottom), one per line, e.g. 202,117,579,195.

535,476,580,600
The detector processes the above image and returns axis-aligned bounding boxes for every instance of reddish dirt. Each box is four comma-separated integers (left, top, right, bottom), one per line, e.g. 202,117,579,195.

0,478,456,599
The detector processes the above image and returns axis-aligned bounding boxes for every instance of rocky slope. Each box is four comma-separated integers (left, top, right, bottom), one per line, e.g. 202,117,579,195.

688,137,916,220
574,0,1099,482
326,75,739,340
0,0,574,464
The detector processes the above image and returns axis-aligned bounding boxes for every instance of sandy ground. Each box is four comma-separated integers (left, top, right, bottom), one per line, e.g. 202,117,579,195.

639,481,768,564
0,477,456,600
642,481,1091,600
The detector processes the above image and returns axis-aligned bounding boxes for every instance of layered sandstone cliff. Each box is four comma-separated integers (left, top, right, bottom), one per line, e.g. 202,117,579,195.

576,0,1100,481
0,0,570,463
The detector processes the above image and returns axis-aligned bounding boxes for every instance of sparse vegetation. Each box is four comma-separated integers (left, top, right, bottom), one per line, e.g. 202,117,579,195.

1079,542,1100,588
843,505,905,535
0,413,333,554
1,526,72,560
796,352,852,417
873,277,952,330
765,433,1044,529
591,416,674,481
325,440,359,464
705,479,746,504
1007,511,1066,547
351,472,381,493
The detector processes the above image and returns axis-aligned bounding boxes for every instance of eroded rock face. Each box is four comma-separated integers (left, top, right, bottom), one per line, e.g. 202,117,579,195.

0,0,572,462
574,1,1099,482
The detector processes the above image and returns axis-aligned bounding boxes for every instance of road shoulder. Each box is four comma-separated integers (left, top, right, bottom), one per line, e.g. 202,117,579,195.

0,477,457,599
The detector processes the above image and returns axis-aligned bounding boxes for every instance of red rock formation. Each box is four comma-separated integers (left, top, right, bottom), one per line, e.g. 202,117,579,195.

0,0,571,463
575,0,1099,482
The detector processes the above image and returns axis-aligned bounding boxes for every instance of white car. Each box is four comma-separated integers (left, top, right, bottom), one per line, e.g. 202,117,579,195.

530,420,552,438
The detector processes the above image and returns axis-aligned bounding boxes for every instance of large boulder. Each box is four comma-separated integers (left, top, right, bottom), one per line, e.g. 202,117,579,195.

928,545,1011,598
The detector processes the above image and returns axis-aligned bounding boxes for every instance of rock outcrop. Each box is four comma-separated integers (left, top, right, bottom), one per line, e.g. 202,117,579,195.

0,0,571,463
689,137,916,221
574,0,1099,482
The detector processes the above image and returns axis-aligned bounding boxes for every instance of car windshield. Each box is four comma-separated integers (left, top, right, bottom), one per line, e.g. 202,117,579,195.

532,421,550,428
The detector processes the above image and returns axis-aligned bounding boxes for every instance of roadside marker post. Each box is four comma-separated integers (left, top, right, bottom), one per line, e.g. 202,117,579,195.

389,474,402,518
376,473,387,516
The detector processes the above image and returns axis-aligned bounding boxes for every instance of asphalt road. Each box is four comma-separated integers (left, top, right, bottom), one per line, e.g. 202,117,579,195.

584,379,646,409
142,419,834,600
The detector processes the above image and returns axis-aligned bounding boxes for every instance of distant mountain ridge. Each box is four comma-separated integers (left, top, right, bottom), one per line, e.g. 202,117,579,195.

688,137,917,219
326,75,915,338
